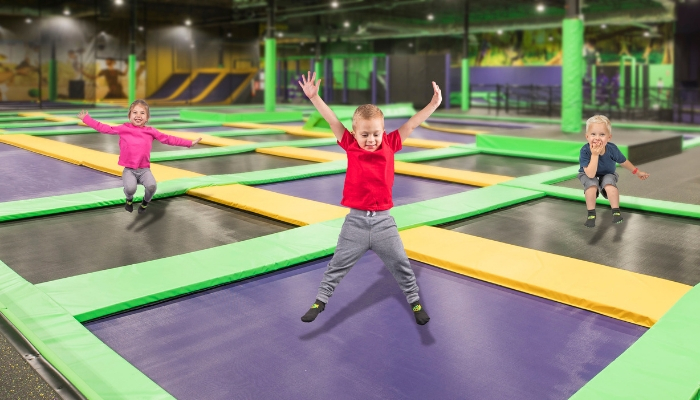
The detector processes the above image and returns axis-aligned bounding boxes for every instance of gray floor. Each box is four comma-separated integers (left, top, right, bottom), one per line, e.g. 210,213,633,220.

0,197,292,284
555,146,700,204
417,154,573,177
158,152,312,175
440,197,700,285
0,327,60,400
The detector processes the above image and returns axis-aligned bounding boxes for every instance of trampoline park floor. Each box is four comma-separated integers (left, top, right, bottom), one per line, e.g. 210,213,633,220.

2,103,700,399
85,252,646,400
45,133,213,154
440,197,700,285
0,196,292,284
555,145,700,205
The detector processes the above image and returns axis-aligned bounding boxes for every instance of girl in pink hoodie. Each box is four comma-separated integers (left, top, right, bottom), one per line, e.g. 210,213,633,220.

78,99,201,213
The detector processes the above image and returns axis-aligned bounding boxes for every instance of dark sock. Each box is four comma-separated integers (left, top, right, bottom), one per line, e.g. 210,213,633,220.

612,208,623,224
584,209,596,228
125,199,133,213
138,201,149,214
301,300,325,323
410,301,430,325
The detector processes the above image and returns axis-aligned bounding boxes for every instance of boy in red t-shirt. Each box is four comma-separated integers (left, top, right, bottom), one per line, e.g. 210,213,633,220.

298,71,441,325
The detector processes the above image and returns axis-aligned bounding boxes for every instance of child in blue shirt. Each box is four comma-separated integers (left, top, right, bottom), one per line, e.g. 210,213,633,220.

578,115,649,227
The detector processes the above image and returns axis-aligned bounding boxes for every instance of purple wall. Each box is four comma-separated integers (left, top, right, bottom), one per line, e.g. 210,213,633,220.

450,66,562,91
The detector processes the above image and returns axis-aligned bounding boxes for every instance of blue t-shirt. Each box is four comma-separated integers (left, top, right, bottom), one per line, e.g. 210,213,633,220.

578,142,627,176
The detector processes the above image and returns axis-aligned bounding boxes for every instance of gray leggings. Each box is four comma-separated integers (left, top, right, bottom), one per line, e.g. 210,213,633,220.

317,208,420,304
122,168,157,202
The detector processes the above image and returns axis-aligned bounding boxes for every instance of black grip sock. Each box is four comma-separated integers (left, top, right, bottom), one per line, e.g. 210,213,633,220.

124,199,133,213
410,301,430,325
301,300,325,323
612,208,623,224
584,209,596,228
138,201,149,214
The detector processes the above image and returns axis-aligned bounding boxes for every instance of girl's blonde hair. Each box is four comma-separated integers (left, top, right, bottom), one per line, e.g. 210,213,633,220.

585,114,611,135
352,104,384,130
128,99,150,119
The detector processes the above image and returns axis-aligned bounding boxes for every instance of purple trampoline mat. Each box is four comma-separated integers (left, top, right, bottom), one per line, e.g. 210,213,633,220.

427,117,532,129
256,174,473,206
384,118,476,144
310,144,425,154
0,143,121,202
85,253,645,400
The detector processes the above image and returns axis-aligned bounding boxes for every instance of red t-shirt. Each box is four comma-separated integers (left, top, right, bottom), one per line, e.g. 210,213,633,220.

338,128,402,211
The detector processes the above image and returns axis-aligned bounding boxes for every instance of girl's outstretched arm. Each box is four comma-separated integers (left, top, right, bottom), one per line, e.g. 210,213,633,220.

150,128,201,147
79,110,118,135
298,71,346,141
398,82,442,142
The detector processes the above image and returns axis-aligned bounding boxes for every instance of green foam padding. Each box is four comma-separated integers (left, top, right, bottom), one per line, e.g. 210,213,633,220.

179,109,302,124
207,128,285,137
0,116,45,122
38,185,542,322
151,121,224,129
394,146,480,163
303,103,416,131
571,284,700,400
0,120,79,129
0,260,172,399
37,220,346,322
150,138,338,162
0,161,348,223
683,136,700,150
561,18,584,133
476,134,616,162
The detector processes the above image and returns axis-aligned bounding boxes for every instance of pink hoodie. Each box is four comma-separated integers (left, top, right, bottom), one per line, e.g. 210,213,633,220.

83,115,193,169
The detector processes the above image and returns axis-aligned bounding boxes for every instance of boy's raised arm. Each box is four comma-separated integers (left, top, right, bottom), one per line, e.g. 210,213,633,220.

299,71,346,141
398,81,442,142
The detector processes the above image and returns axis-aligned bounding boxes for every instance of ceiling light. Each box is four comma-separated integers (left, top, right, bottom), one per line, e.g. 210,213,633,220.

644,31,650,37
310,47,315,51
497,29,503,35
227,32,232,38
427,14,434,21
115,0,123,5
601,24,607,29
138,26,144,31
277,32,284,37
190,43,195,49
356,45,362,50
331,1,339,8
344,21,350,28
548,36,553,41
63,7,71,15
25,18,32,24
536,4,545,12
185,19,192,26
408,42,413,48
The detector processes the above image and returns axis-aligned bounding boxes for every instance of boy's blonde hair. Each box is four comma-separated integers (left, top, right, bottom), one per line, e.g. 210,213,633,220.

352,104,384,130
128,99,150,119
585,115,612,135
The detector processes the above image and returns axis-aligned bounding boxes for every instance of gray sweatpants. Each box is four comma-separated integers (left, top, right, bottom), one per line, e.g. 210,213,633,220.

122,168,157,202
317,208,420,304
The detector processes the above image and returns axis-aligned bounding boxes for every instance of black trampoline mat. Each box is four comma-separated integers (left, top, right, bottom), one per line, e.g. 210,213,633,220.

45,134,211,154
0,196,292,284
158,152,312,175
440,198,700,285
417,154,573,177
555,146,700,204
232,134,311,142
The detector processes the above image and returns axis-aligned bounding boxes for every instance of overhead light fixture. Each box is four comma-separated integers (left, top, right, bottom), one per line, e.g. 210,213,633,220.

356,44,362,50
227,32,232,38
190,43,195,49
343,21,350,28
548,36,553,41
115,0,123,5
331,1,339,8
536,4,545,12
138,26,144,31
497,29,503,35
427,14,434,21
300,42,305,46
25,18,32,24
644,31,650,37
601,24,607,29
310,47,315,51
408,42,413,48
277,32,284,37
63,7,71,15
185,19,192,26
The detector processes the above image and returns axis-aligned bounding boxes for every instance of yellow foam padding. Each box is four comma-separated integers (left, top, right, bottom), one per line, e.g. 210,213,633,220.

420,122,485,136
157,129,254,147
44,116,81,123
256,146,346,162
17,112,55,118
402,138,455,148
0,134,201,181
394,161,513,186
400,226,691,327
187,184,348,226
